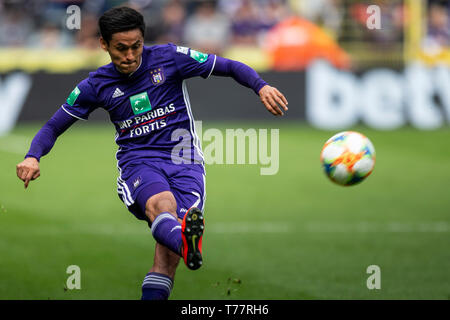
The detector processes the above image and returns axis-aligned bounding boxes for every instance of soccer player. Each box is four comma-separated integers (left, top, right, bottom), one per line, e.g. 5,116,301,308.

16,7,288,300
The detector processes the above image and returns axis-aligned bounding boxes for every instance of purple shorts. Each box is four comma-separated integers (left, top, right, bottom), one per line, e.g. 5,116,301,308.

117,160,205,225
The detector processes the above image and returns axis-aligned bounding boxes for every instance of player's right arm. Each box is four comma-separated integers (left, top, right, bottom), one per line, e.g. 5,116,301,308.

17,79,98,189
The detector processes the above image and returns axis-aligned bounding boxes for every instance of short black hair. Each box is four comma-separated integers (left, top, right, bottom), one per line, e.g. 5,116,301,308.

99,7,145,44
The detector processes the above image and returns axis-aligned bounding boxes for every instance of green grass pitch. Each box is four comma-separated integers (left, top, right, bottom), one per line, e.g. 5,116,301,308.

0,123,449,299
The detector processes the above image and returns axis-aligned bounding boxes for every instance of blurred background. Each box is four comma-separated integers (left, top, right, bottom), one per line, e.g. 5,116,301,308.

0,0,449,300
0,0,449,129
0,0,448,70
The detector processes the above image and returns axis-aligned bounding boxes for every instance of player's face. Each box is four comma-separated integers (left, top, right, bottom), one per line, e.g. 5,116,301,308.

100,29,144,74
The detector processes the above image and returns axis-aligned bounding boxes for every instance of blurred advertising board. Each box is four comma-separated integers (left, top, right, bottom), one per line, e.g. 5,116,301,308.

0,60,448,133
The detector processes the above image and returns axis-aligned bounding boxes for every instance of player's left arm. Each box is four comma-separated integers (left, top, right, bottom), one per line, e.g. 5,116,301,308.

211,56,288,116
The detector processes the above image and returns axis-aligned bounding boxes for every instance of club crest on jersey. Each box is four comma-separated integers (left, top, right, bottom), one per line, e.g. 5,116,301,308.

129,91,152,115
150,68,165,85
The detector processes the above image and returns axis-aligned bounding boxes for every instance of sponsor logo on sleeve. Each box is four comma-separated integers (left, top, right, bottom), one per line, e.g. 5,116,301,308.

176,46,189,55
190,49,208,63
67,86,81,106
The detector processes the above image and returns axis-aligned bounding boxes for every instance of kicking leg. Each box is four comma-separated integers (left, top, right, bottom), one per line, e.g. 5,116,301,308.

141,243,180,300
145,191,183,255
145,191,204,270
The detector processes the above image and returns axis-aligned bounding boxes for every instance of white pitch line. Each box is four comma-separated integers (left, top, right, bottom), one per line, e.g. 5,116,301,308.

305,221,450,233
208,221,450,234
207,222,293,234
2,221,449,236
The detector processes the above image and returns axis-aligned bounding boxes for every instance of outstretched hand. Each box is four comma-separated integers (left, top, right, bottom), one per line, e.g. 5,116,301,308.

258,85,288,116
16,157,40,189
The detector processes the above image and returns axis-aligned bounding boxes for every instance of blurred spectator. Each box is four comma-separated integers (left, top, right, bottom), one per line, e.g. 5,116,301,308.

257,0,290,42
75,13,101,49
261,0,290,24
146,0,186,44
0,1,34,47
289,0,343,39
265,16,350,70
27,0,77,48
27,21,74,48
159,0,186,43
83,0,131,15
217,0,242,16
183,0,230,55
424,1,450,49
230,0,260,46
226,0,289,47
348,0,404,46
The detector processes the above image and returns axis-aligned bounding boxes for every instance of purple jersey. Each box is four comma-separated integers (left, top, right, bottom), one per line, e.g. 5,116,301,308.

62,44,216,172
24,42,268,223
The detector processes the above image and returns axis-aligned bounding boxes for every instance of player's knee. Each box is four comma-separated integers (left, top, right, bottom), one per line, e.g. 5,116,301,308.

145,191,177,222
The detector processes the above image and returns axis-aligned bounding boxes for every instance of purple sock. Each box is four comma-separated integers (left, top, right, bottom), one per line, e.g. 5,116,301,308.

141,272,173,300
151,212,183,255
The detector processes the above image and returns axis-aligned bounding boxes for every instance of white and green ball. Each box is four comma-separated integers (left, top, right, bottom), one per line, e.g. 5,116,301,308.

320,131,376,186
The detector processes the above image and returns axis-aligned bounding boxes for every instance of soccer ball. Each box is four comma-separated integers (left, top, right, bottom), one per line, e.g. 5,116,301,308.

320,131,376,186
